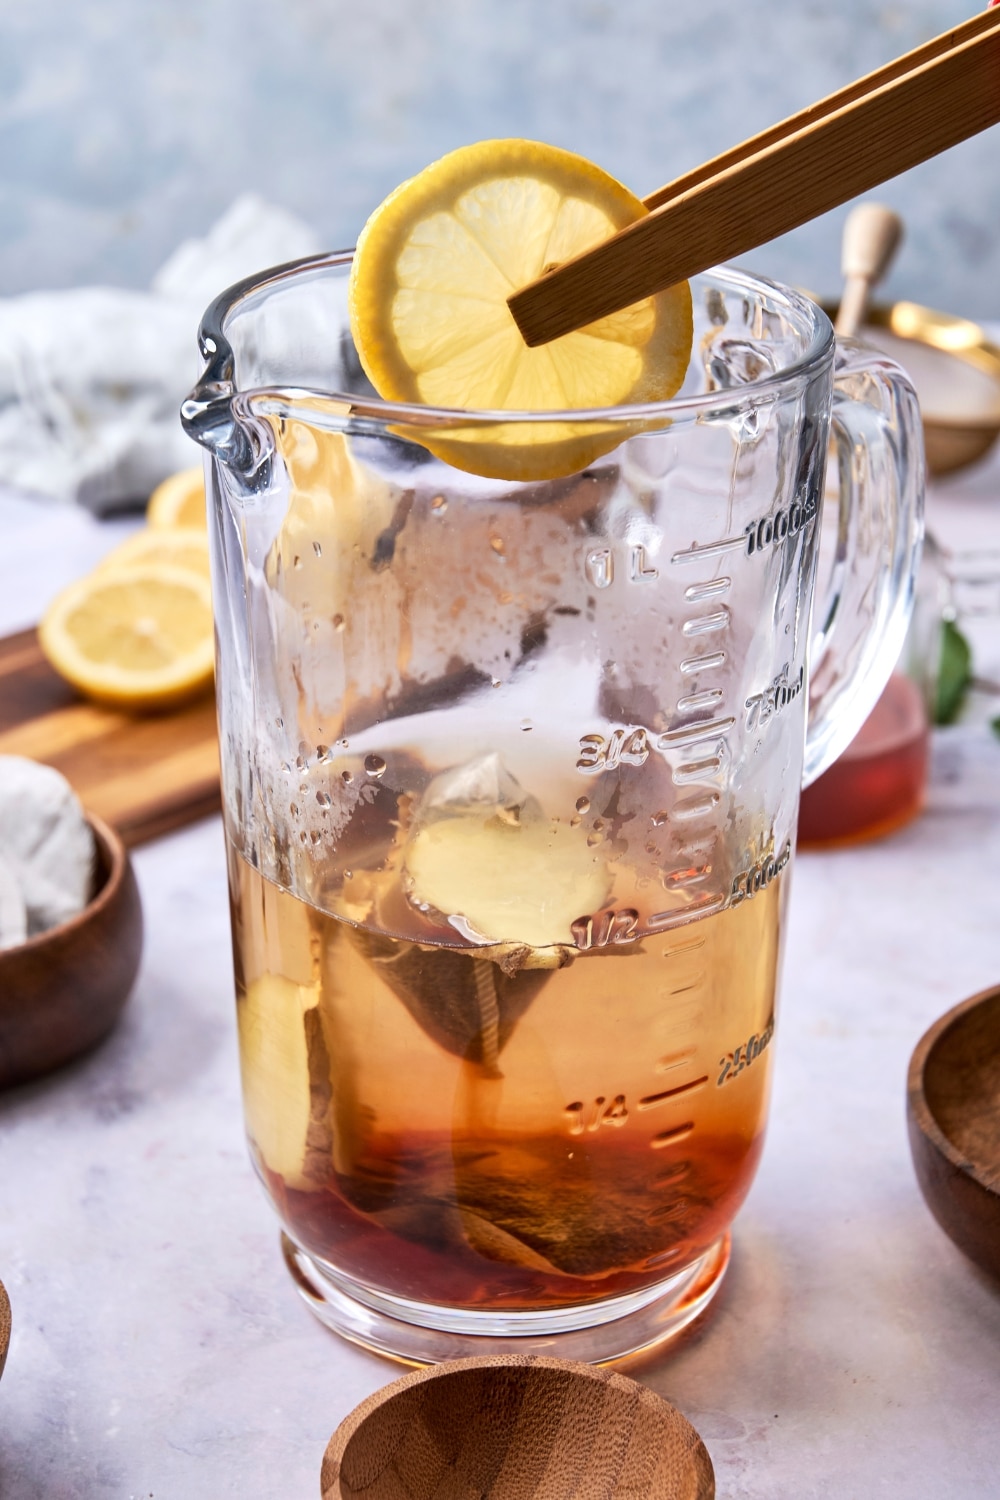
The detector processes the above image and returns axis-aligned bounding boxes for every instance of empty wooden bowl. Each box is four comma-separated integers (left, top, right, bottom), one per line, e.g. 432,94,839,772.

321,1356,714,1500
0,814,143,1088
907,984,1000,1282
0,1278,10,1381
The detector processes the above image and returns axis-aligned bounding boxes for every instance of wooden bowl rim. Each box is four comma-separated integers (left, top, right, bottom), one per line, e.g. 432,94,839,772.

0,1275,9,1383
323,1355,711,1489
0,812,127,960
906,983,1000,1200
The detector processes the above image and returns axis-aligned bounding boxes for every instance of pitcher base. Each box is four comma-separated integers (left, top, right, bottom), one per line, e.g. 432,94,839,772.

280,1231,730,1366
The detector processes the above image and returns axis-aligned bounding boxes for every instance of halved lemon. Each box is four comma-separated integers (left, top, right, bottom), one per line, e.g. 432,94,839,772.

349,138,693,480
146,467,207,529
96,527,211,580
39,565,215,710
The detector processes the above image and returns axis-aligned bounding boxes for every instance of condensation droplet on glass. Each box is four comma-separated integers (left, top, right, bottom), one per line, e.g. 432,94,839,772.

290,803,299,817
344,870,353,880
491,677,501,689
431,494,448,514
520,720,533,733
489,535,505,557
651,809,668,826
341,770,354,785
570,816,581,827
295,756,305,770
332,614,345,631
275,717,284,729
293,555,302,570
575,796,590,814
592,818,604,832
316,791,331,808
280,761,292,776
364,754,387,778
646,841,659,856
312,541,322,557
309,830,321,845
299,830,308,844
587,831,603,848
316,744,330,760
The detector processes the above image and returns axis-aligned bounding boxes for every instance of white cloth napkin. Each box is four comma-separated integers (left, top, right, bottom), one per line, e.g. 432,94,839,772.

0,196,321,514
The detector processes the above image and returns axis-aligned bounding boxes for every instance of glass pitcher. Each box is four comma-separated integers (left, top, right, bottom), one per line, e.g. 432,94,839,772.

182,255,922,1365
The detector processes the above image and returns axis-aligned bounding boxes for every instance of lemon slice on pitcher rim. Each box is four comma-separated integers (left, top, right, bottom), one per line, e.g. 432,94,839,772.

349,139,693,480
39,565,215,710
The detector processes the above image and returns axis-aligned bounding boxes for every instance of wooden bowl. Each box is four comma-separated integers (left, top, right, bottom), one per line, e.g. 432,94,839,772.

321,1356,714,1500
907,985,1000,1282
0,814,143,1088
0,1278,10,1381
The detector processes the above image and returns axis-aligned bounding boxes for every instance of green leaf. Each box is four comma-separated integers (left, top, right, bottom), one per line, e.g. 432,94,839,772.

934,619,973,725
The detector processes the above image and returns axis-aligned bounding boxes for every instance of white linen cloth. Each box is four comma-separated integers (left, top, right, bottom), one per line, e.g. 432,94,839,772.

0,197,321,514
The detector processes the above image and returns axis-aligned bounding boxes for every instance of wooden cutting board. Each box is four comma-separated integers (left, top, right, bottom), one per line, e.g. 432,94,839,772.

0,628,220,847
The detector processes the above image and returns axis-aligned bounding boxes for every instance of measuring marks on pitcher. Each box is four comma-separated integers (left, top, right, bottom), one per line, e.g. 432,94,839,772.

662,538,740,901
578,536,739,908
563,928,709,1158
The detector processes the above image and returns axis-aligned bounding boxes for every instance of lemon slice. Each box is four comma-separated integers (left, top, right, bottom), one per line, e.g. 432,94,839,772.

96,527,211,580
39,565,215,710
349,138,693,480
146,467,207,529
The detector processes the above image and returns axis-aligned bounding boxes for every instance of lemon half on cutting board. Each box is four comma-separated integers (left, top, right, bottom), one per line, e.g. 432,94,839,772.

349,139,693,480
39,566,215,710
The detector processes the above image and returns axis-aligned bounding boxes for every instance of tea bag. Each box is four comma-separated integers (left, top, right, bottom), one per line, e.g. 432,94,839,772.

0,756,94,935
349,929,554,1074
0,862,27,951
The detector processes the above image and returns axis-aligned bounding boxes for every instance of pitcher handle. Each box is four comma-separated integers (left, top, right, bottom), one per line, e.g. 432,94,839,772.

803,341,925,786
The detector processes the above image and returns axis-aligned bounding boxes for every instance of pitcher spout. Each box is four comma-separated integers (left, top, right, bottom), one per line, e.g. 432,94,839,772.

181,277,278,491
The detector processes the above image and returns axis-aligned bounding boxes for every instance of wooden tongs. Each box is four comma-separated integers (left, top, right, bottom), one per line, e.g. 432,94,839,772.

508,6,1000,345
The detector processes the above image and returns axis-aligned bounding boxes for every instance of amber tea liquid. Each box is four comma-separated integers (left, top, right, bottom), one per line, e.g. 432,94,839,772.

228,834,784,1314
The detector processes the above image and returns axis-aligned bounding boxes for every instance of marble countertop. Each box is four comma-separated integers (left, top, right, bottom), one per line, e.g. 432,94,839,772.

1,435,1000,1499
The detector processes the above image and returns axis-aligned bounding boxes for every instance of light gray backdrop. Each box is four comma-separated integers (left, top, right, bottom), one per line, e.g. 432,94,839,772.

0,0,997,316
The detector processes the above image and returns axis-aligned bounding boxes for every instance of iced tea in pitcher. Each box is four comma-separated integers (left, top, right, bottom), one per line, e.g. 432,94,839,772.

184,141,921,1362
228,739,785,1316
